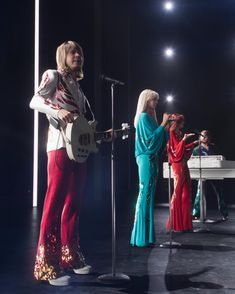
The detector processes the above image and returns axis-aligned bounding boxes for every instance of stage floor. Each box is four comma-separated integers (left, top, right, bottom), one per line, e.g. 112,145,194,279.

1,206,235,293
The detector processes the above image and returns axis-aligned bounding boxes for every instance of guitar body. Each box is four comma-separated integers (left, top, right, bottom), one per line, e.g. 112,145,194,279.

65,116,98,163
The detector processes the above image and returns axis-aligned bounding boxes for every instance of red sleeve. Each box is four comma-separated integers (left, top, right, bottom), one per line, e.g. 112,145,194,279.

186,142,196,150
185,141,197,160
168,130,186,163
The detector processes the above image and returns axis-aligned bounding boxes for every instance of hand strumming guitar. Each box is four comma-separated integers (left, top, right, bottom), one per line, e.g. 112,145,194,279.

57,109,74,124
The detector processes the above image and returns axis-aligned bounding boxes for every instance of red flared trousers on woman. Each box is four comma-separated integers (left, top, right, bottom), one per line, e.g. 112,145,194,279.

34,149,87,280
167,161,192,231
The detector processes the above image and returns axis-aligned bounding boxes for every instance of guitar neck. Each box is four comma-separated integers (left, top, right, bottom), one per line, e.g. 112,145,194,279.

95,128,127,142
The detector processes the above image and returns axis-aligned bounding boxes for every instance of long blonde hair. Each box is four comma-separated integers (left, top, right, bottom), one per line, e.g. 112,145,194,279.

56,41,84,80
134,89,159,128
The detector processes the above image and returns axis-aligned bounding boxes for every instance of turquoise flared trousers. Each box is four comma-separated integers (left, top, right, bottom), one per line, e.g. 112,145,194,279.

130,154,158,247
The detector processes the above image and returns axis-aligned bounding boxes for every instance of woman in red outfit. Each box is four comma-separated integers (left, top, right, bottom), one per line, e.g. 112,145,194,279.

167,114,198,232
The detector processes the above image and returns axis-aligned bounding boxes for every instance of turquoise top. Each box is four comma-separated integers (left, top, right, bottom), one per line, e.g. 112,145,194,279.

135,112,168,157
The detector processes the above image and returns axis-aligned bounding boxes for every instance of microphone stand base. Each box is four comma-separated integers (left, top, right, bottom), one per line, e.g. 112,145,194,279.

159,241,182,248
98,273,131,285
193,227,210,233
193,218,218,224
193,218,222,233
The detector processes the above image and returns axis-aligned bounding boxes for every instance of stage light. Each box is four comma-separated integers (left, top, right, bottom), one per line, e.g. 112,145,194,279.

33,0,40,207
163,1,174,12
164,47,175,58
166,95,174,102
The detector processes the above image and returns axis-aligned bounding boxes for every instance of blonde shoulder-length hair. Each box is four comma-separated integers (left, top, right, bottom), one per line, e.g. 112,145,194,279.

134,89,159,128
56,41,84,80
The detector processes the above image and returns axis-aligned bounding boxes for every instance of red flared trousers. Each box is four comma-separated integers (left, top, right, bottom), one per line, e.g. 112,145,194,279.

34,149,87,280
167,161,192,232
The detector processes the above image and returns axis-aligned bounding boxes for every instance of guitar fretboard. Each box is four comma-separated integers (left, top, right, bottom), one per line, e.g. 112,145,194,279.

95,128,129,142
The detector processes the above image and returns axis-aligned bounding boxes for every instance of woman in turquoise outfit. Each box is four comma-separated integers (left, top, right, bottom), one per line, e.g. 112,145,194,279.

130,89,170,247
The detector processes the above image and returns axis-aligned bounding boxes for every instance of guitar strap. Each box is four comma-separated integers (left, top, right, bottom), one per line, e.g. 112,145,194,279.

79,87,96,123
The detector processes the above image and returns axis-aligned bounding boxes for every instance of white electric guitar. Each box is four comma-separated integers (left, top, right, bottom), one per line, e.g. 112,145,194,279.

62,115,130,163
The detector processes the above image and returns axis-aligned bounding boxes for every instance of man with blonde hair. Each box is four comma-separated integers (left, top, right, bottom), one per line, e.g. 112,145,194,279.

192,130,228,220
30,41,92,286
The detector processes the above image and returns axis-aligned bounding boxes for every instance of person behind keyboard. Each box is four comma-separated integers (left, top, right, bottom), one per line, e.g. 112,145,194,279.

192,130,228,220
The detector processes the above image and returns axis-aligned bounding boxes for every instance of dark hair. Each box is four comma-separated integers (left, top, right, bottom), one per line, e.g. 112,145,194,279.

201,130,212,141
170,113,184,131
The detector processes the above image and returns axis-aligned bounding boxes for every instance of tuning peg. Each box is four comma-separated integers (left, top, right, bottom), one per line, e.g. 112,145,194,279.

122,123,129,129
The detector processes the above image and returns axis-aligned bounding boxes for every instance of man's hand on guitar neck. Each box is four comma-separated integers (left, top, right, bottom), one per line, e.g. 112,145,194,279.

102,129,117,142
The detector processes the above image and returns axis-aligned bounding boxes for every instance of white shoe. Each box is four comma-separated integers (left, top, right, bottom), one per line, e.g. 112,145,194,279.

73,265,92,275
48,275,71,286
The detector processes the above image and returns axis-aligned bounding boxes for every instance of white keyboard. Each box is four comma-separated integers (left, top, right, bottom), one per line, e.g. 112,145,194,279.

163,155,235,179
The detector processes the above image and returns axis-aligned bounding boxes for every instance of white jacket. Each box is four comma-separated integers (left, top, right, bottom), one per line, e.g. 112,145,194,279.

30,69,86,152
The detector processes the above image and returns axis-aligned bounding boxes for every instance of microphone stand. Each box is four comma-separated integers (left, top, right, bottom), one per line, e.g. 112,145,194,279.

193,141,212,232
198,141,207,223
98,83,130,285
160,139,181,249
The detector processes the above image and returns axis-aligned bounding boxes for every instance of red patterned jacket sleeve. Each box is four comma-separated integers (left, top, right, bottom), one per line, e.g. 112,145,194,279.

29,70,60,118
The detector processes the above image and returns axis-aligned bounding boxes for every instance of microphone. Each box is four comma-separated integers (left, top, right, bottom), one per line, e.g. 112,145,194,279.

168,114,176,122
100,74,125,86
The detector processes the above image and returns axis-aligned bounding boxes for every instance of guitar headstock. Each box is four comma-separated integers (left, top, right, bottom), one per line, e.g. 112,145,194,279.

121,123,131,140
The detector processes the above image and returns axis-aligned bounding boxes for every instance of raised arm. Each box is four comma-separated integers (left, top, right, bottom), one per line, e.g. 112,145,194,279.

169,132,196,162
137,113,168,154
